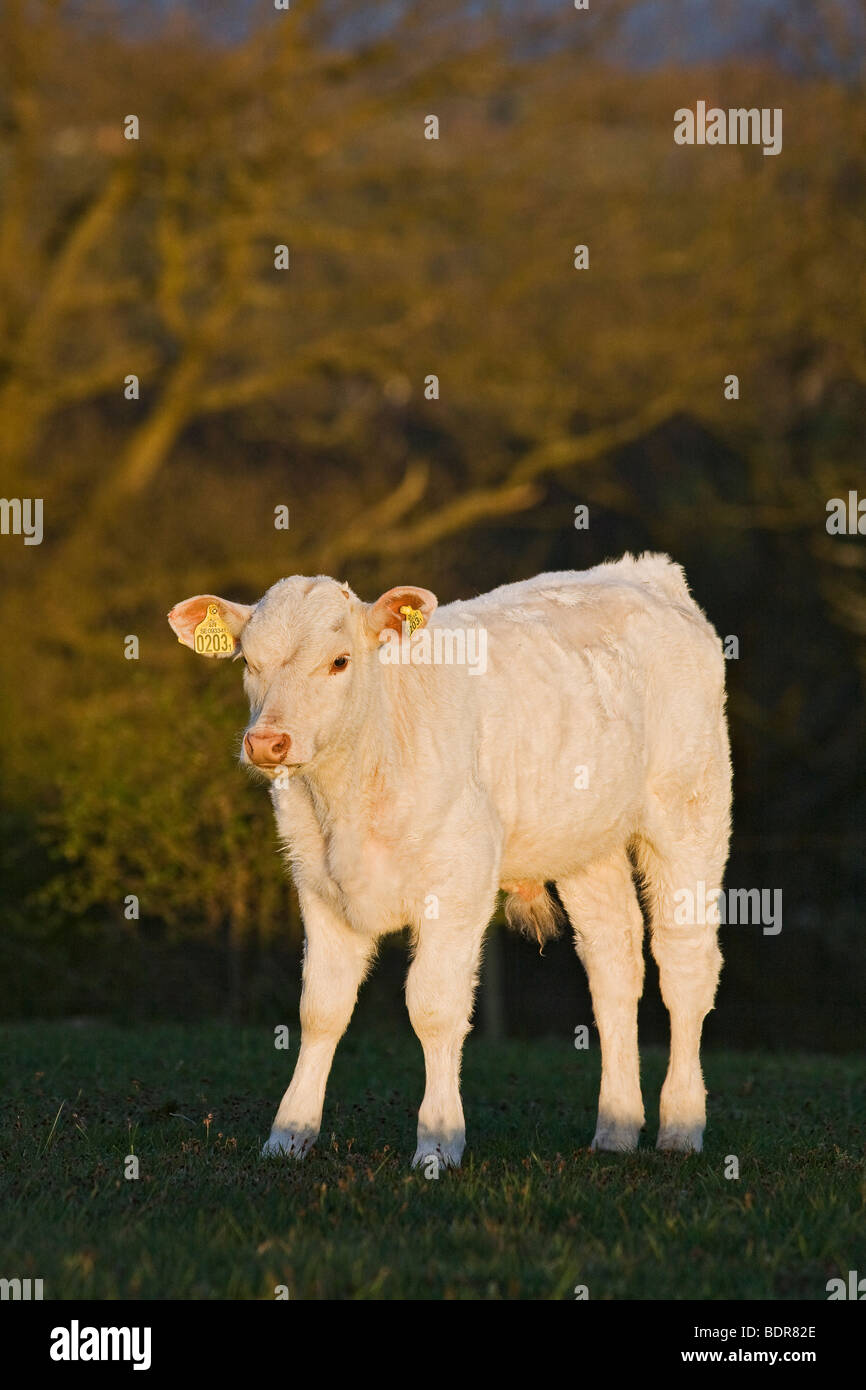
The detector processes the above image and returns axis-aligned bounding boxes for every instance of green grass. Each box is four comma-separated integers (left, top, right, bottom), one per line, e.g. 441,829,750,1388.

0,1022,863,1299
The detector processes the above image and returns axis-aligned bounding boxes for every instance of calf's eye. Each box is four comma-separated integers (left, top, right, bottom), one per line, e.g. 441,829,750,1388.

331,655,349,672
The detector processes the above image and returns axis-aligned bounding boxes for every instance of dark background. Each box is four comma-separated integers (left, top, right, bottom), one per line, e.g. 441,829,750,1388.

0,0,863,1049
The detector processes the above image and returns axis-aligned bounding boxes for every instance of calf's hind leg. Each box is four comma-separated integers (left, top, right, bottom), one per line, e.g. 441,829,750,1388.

633,837,724,1152
558,850,646,1152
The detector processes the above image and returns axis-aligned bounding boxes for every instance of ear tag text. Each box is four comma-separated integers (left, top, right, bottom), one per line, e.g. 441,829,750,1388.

399,604,425,634
193,603,234,655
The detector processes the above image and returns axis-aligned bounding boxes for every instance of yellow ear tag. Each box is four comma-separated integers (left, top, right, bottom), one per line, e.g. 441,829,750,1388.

192,603,235,656
399,604,425,634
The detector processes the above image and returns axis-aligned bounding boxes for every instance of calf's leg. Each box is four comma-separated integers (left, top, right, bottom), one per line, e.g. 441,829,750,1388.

406,911,491,1170
558,850,646,1152
263,891,374,1157
633,836,725,1152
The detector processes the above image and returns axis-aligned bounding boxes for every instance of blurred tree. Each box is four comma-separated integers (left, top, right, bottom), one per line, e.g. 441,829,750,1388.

0,0,863,1025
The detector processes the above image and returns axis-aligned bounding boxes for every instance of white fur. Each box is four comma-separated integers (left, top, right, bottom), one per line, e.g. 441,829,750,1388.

170,553,731,1163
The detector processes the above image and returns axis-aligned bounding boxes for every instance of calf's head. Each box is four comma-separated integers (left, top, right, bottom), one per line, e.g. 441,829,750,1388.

168,576,437,777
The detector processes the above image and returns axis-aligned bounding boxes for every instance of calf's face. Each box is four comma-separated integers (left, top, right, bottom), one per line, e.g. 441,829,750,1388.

168,576,436,777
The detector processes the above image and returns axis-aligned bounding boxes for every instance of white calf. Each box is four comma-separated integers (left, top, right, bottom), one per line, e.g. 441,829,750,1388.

168,552,731,1164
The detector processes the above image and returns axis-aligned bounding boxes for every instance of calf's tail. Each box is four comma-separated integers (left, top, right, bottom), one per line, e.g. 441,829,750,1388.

503,881,563,950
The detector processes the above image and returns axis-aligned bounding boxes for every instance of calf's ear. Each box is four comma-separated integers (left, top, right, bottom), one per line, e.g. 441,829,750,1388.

365,585,438,637
167,594,254,658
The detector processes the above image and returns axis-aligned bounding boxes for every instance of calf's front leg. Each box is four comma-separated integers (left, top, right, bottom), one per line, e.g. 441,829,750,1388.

406,912,490,1171
263,892,374,1157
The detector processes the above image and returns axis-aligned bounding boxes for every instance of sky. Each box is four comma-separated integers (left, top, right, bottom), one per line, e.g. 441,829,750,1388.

78,0,865,77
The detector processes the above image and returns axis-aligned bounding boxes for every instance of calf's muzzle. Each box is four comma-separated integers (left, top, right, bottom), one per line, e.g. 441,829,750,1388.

244,727,292,767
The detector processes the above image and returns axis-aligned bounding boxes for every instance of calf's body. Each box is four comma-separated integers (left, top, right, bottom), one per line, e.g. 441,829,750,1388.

169,552,731,1165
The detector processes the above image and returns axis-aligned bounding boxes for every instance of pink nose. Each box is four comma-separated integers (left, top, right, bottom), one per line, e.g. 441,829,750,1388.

244,728,291,766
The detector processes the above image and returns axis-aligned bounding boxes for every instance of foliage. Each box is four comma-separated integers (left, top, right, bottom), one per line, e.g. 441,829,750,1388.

0,2,863,1026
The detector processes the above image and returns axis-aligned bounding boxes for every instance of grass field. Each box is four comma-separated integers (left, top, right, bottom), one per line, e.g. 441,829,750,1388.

1,1021,863,1300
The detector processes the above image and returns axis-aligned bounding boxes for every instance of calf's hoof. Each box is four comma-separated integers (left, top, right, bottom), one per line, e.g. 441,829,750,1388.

412,1138,464,1172
261,1128,316,1159
591,1123,641,1153
657,1126,703,1153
